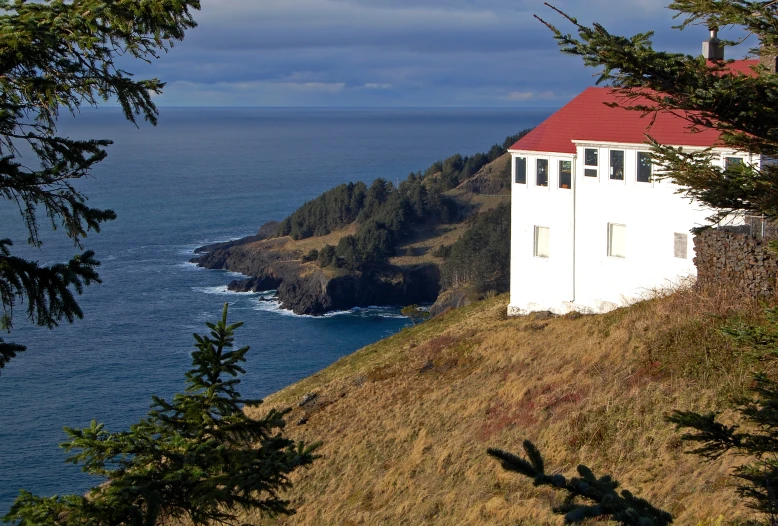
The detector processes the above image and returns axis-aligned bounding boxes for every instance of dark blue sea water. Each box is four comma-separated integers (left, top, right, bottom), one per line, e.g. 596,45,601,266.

0,107,550,514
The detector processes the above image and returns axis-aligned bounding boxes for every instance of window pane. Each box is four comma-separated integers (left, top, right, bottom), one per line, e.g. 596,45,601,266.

559,160,572,189
674,233,688,259
637,152,652,183
608,223,626,258
585,148,598,166
534,226,550,258
610,150,625,180
537,159,548,187
725,157,744,170
584,168,597,178
515,157,526,184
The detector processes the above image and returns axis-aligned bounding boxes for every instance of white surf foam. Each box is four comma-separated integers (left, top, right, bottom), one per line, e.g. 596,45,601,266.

251,297,408,320
223,270,250,279
176,261,204,271
191,285,259,296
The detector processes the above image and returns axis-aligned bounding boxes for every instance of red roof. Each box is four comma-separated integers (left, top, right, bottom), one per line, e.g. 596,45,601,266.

510,60,758,154
716,59,759,76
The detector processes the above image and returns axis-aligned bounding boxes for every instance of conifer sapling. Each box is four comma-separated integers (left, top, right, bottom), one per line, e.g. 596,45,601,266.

4,304,319,526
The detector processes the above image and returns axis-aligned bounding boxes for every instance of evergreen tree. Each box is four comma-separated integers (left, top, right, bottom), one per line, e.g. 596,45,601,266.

666,306,778,525
537,1,778,222
442,203,511,294
0,0,200,369
4,304,319,526
488,441,673,525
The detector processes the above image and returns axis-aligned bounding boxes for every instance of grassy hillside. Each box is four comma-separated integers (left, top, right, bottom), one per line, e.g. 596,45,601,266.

242,287,770,525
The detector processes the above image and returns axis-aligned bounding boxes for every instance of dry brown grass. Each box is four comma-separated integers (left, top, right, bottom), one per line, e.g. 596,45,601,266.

278,224,359,255
388,223,469,267
242,287,773,526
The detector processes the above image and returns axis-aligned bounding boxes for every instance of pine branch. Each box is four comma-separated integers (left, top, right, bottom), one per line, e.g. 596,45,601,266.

0,338,24,371
488,441,673,525
666,309,778,521
0,240,102,331
537,3,778,220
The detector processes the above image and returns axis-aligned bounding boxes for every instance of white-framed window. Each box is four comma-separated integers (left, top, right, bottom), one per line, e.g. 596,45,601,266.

610,150,625,180
536,159,548,187
674,233,688,259
608,223,626,258
515,157,527,184
637,152,652,183
725,156,744,170
534,226,550,258
559,160,572,189
584,148,598,177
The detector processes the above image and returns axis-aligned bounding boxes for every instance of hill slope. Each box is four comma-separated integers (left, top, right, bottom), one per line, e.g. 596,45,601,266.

243,289,764,525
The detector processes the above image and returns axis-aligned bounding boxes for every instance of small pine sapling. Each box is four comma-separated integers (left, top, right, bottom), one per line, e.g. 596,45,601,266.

4,304,319,526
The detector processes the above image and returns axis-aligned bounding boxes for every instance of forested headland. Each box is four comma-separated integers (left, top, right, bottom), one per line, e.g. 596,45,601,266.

194,129,531,314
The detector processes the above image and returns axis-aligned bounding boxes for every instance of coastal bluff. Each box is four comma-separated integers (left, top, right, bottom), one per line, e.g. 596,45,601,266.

192,230,440,315
191,136,525,316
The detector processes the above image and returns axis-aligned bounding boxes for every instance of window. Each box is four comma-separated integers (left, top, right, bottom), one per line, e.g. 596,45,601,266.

608,223,626,258
674,233,688,259
584,148,598,177
536,159,548,187
514,157,526,184
534,226,550,258
637,152,652,183
725,157,744,170
559,160,572,189
610,150,625,180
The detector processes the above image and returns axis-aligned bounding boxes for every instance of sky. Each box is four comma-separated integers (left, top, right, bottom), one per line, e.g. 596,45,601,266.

136,0,754,108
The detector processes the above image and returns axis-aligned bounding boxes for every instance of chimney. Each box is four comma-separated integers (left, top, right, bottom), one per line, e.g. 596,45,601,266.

703,27,725,60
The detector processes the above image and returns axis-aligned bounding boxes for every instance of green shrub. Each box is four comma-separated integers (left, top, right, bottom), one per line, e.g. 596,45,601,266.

301,249,319,263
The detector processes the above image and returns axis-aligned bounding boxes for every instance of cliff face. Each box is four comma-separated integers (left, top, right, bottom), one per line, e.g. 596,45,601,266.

192,235,440,315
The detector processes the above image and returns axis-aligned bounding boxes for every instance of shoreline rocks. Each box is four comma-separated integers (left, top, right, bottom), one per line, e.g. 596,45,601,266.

191,233,441,316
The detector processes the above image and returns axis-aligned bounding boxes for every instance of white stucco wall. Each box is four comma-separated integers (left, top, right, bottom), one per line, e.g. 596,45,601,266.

509,151,575,314
508,142,756,316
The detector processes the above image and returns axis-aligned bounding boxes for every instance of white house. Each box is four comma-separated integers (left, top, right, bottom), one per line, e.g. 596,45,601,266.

507,59,760,316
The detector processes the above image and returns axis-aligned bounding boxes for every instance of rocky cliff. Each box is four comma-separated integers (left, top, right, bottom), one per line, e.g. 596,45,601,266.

192,232,440,315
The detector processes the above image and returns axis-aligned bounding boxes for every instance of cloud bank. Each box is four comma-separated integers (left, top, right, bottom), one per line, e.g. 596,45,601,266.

133,0,754,107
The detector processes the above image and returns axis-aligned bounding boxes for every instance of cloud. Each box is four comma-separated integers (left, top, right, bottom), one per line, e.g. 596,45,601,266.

127,0,754,107
505,91,559,101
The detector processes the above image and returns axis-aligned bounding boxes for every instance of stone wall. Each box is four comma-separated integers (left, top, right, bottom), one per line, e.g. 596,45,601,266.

694,227,778,298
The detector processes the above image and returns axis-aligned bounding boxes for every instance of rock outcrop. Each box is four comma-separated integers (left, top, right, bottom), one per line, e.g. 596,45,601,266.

192,234,441,316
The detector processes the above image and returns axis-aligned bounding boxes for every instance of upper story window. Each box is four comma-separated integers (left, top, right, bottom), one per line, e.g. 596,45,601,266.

637,152,652,183
536,159,549,187
584,148,598,177
515,157,527,184
610,150,625,180
725,157,744,170
559,160,572,189
608,223,626,258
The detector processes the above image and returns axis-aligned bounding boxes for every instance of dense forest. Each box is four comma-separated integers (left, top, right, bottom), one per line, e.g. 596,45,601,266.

277,130,529,271
440,203,511,295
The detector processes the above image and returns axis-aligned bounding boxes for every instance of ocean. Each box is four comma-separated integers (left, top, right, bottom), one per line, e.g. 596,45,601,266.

0,106,551,513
